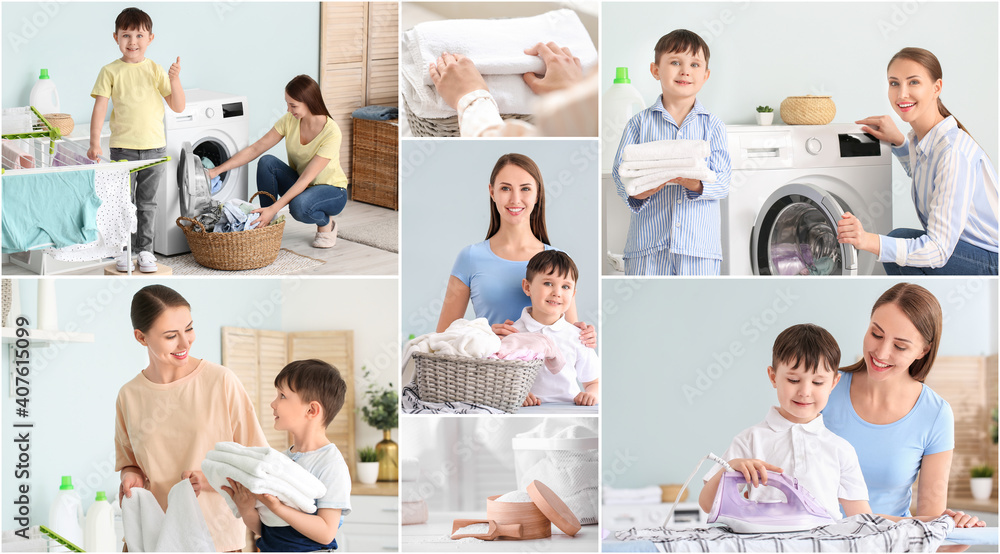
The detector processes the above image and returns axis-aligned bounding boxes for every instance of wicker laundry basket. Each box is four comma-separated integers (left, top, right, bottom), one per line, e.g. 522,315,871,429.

412,352,541,413
404,97,533,137
780,96,836,125
176,191,285,270
351,118,399,210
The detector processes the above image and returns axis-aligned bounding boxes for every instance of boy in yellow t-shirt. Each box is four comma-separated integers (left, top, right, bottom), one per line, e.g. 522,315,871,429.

89,7,185,272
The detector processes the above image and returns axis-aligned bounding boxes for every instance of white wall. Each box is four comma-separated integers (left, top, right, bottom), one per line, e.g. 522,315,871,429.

1,277,396,530
602,2,998,231
400,139,601,337
601,277,998,493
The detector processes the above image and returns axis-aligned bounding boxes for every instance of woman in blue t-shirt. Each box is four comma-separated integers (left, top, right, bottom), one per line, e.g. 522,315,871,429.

824,283,983,526
436,153,594,344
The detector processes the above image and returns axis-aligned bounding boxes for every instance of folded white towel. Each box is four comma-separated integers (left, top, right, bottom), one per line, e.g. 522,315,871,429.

619,160,709,179
408,9,597,86
623,167,718,197
402,35,537,118
202,444,328,528
401,318,502,368
622,139,710,162
402,9,597,119
122,480,216,552
619,158,703,173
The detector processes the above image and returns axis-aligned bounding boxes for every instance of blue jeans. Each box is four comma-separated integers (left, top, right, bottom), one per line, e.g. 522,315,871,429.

882,228,999,275
255,154,347,226
110,146,166,253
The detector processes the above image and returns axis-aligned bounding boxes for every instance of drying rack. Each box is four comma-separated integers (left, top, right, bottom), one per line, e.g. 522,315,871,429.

2,106,170,275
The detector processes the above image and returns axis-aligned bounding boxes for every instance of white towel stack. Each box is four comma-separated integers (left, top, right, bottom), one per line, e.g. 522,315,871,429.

201,442,327,528
401,9,598,119
603,485,664,505
619,139,716,196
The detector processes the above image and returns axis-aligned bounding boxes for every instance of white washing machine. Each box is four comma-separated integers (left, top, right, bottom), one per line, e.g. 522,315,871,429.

722,124,892,275
154,89,249,256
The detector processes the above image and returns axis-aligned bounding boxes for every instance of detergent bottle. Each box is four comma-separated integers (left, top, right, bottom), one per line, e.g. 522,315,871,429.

29,69,60,116
84,491,116,553
602,67,647,170
47,476,84,551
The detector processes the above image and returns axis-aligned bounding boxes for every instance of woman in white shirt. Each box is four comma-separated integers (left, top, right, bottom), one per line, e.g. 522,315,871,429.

838,47,998,275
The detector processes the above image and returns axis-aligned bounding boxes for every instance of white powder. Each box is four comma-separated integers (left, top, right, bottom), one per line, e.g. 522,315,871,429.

452,523,489,537
496,490,533,503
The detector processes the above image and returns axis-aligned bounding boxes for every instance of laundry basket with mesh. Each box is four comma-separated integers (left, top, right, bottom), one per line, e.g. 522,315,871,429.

512,422,598,524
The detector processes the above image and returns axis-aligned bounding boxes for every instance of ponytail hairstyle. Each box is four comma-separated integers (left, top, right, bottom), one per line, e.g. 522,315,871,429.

840,283,942,382
285,75,332,119
486,153,550,245
131,285,191,333
888,47,973,140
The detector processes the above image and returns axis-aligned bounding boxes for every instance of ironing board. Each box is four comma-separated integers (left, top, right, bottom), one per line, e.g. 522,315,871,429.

601,526,1000,551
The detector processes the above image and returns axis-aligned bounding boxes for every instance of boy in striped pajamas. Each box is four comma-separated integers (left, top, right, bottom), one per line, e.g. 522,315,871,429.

612,29,732,276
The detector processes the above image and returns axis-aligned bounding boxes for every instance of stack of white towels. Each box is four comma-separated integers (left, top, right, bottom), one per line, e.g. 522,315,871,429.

603,485,664,505
201,442,327,527
401,9,598,119
618,139,716,197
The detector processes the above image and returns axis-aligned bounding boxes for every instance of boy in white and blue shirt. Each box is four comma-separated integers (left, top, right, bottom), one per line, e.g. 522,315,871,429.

612,29,731,276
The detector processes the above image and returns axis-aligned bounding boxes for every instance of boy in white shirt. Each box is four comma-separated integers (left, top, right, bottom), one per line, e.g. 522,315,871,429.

513,250,599,406
699,324,870,520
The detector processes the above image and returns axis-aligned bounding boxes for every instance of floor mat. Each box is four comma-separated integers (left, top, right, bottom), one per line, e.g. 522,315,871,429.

163,248,325,275
338,216,399,253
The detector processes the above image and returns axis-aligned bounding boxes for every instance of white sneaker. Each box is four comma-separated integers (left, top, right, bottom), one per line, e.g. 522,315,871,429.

137,251,158,273
116,251,134,272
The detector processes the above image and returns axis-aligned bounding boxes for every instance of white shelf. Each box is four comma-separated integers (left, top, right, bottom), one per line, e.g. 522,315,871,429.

2,327,94,344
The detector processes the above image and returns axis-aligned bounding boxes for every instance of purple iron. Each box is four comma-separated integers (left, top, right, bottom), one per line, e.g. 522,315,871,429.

707,470,836,533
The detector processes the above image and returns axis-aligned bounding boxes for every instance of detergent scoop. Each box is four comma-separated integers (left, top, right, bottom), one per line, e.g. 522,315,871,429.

707,471,835,533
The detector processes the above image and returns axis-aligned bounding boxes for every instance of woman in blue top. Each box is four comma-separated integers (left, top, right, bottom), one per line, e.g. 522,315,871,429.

824,283,982,527
436,153,594,343
838,48,998,275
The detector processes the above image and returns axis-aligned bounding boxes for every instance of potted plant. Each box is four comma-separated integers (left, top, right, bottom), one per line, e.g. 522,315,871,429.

359,367,399,481
357,446,380,484
756,105,774,126
970,465,994,501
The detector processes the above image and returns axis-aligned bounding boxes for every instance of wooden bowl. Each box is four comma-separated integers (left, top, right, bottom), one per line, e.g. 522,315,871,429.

486,495,551,540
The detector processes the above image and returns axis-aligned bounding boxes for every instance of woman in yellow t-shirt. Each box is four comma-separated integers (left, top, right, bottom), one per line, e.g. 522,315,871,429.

208,75,349,248
116,284,268,551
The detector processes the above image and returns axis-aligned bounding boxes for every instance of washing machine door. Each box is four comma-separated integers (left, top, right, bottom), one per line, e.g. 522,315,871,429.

751,183,858,276
191,132,241,200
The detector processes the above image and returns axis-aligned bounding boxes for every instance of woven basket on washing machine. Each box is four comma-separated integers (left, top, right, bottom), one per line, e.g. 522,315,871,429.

780,95,836,125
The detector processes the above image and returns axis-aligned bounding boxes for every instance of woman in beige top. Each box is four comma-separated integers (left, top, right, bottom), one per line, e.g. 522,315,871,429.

115,284,268,551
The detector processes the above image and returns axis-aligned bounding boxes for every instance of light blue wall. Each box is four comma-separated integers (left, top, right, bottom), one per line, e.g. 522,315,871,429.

602,2,999,231
2,2,320,189
400,139,601,338
1,277,396,531
601,278,998,493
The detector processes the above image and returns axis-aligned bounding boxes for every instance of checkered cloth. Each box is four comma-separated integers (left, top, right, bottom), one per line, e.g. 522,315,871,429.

615,514,954,552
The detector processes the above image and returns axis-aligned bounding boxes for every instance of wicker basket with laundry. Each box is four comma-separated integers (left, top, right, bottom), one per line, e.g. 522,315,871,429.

412,352,541,413
177,191,285,271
